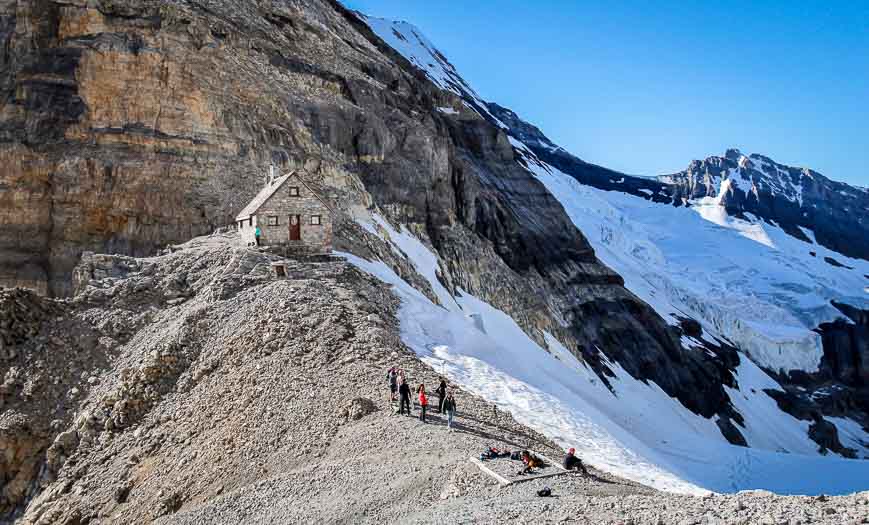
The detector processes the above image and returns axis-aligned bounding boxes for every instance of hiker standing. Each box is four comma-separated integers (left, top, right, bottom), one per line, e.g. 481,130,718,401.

398,378,412,415
387,367,398,402
443,392,457,430
435,377,447,413
563,448,588,475
417,384,428,423
254,225,262,246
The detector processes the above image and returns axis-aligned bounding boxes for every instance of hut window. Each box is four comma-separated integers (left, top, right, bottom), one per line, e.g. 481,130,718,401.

268,216,279,226
289,187,300,197
310,215,321,225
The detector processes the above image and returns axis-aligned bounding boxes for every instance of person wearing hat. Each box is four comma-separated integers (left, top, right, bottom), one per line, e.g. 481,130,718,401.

563,448,588,475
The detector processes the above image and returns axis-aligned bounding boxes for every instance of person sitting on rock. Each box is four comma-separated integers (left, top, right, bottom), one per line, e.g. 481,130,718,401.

520,450,542,474
398,378,412,415
563,448,588,475
417,383,428,423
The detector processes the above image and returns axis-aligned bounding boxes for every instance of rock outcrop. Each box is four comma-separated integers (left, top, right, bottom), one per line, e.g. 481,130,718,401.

817,302,869,387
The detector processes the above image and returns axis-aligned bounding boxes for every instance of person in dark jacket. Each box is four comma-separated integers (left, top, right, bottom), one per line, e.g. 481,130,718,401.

398,379,412,415
435,377,447,413
443,392,457,430
563,448,588,475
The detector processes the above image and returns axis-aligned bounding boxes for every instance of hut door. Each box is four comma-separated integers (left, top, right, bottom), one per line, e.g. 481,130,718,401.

289,214,301,241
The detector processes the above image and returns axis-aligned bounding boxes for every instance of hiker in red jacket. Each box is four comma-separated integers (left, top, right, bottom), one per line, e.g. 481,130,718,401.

417,384,428,423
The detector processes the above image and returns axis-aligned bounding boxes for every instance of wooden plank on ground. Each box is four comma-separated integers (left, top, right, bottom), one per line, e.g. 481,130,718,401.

469,457,513,486
534,452,568,471
511,470,570,483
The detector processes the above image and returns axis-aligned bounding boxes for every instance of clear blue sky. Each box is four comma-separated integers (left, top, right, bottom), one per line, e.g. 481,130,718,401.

343,1,869,185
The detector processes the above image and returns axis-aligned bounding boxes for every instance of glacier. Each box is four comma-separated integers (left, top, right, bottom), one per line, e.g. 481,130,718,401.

527,157,869,374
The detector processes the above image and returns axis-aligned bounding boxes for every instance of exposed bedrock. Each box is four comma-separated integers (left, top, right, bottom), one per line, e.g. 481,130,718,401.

816,302,869,387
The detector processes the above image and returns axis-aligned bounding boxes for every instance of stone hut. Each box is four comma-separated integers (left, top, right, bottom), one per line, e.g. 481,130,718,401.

235,171,333,255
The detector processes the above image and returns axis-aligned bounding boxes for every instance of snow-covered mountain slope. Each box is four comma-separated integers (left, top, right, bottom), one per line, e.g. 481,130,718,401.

486,102,869,264
355,13,509,125
356,12,869,494
342,212,869,495
660,149,869,261
521,149,869,374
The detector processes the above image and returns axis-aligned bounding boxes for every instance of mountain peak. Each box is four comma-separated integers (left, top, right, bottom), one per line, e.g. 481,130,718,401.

724,148,743,160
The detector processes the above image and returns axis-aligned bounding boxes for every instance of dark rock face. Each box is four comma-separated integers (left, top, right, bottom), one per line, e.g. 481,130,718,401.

817,302,869,387
716,418,748,447
763,388,859,457
486,102,675,205
808,416,856,457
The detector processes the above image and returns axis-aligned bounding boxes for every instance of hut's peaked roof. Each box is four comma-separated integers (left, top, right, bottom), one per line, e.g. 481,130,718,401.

236,172,294,221
235,171,331,221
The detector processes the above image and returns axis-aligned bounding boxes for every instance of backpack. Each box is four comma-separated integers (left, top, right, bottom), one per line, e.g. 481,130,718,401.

537,487,552,497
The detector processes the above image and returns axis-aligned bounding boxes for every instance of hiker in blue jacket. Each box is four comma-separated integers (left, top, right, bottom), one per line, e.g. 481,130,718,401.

255,226,262,246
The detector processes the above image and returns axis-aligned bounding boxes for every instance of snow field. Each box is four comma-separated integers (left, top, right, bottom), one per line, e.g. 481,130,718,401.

340,215,869,495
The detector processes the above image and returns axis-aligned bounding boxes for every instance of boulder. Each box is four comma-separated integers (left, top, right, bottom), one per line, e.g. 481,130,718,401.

342,397,378,421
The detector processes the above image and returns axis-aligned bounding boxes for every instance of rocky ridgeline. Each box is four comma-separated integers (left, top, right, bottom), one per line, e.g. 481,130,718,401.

0,233,553,523
0,235,868,523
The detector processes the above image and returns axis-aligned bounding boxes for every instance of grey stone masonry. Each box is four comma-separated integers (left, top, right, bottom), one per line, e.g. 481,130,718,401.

237,173,333,255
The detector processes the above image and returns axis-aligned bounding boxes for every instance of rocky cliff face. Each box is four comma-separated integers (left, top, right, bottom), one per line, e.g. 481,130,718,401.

486,102,674,203
0,0,753,443
817,302,869,388
0,0,378,295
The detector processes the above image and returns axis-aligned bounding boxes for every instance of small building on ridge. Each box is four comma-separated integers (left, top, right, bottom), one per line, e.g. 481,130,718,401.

235,170,333,255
